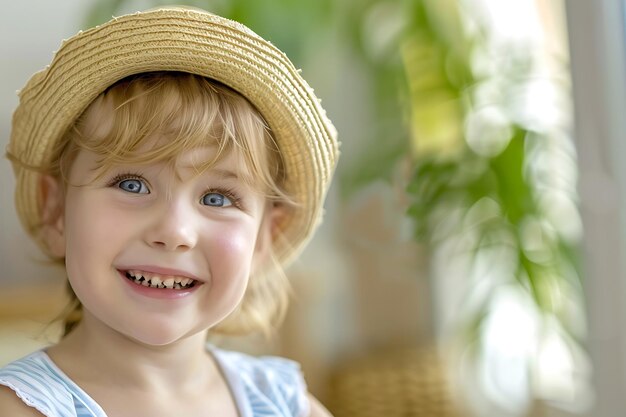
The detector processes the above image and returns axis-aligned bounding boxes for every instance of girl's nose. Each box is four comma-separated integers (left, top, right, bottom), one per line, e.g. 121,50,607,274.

144,202,198,252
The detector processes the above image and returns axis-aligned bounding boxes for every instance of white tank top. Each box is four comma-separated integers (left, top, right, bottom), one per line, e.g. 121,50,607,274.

0,346,309,417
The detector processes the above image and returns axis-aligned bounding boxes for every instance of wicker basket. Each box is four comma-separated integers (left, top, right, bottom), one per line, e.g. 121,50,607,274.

329,346,459,417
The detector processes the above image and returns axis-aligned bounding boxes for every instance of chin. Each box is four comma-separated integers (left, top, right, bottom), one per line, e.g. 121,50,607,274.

125,326,204,347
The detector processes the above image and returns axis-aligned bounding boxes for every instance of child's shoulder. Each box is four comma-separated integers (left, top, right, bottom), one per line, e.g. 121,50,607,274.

210,346,310,417
0,351,77,417
0,384,46,417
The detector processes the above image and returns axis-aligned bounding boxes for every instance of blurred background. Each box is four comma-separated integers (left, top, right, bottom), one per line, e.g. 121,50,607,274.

0,0,625,416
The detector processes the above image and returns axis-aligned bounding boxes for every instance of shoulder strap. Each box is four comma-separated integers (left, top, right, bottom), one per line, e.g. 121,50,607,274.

0,351,78,417
211,348,310,417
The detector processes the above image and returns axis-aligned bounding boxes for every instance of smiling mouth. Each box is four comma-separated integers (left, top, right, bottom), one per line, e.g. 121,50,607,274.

124,270,197,290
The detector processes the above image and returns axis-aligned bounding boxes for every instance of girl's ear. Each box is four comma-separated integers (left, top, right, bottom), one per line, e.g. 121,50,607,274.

39,174,66,258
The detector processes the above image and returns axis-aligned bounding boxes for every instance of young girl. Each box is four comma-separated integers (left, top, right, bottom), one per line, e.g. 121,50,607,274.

0,6,338,417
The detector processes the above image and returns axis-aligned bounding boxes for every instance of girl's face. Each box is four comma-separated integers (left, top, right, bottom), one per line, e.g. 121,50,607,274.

52,140,272,346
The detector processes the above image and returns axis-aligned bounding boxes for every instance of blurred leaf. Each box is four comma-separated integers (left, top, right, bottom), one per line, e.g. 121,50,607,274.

489,128,534,224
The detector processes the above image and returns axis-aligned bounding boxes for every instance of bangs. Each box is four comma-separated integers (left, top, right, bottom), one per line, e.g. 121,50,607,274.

62,72,289,201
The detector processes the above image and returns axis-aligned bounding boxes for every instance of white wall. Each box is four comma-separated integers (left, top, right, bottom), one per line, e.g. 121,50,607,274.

565,1,626,416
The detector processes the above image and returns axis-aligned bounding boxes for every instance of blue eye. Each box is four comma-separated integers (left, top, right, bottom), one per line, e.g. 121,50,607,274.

202,192,232,207
118,179,149,194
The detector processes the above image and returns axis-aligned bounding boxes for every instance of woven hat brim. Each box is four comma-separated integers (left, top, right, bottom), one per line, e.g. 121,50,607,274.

9,8,338,265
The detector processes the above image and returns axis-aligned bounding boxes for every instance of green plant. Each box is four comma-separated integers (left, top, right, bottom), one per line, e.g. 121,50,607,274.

401,0,583,344
323,0,583,346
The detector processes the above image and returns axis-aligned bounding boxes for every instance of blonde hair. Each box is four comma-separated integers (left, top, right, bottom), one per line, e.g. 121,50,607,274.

37,72,294,336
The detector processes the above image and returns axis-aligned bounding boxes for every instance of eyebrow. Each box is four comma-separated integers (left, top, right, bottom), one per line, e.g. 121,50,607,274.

211,168,240,180
174,164,241,180
173,157,246,182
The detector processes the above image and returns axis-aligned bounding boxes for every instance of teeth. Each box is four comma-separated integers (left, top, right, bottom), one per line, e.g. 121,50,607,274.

126,270,196,290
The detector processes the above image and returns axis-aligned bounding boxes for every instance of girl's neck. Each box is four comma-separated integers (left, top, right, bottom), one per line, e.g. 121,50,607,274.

45,312,240,417
47,312,218,393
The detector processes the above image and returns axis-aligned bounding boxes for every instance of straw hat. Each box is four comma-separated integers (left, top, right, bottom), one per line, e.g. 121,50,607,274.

8,6,338,266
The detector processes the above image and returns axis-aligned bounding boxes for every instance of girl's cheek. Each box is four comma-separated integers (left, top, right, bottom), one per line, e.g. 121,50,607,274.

210,223,258,264
214,228,252,257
